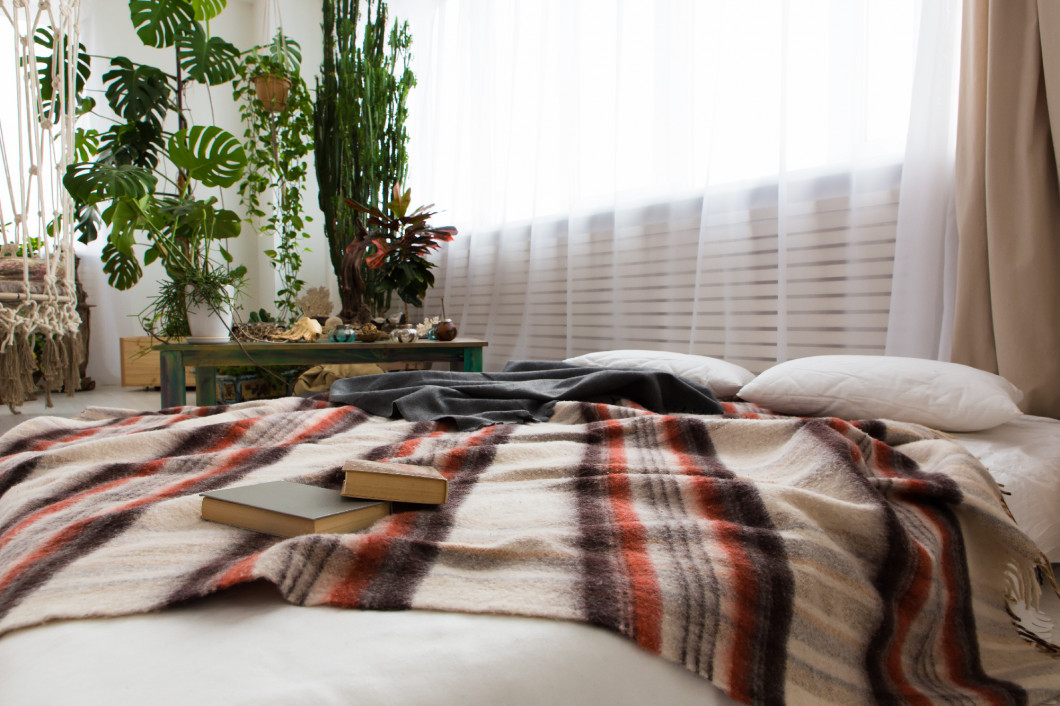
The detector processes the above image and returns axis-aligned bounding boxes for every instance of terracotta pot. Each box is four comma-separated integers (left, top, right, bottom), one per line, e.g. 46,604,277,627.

253,74,292,113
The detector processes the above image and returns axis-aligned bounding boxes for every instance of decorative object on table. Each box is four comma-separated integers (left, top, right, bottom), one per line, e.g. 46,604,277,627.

270,316,323,342
329,325,357,343
296,286,334,321
434,319,457,341
389,325,418,343
55,0,249,344
417,316,440,339
316,0,415,323
353,322,391,342
233,27,314,325
434,299,457,341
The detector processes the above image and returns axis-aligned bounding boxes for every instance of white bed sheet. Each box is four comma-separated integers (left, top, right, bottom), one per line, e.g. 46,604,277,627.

951,414,1060,562
0,581,737,706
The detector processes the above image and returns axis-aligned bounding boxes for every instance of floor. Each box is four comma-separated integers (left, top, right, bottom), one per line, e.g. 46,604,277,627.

0,385,195,436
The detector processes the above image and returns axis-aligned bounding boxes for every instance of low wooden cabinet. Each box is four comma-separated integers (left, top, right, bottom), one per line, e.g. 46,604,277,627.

120,337,194,388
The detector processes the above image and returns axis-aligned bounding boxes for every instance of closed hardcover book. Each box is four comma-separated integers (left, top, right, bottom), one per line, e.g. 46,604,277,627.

200,481,389,537
341,459,449,505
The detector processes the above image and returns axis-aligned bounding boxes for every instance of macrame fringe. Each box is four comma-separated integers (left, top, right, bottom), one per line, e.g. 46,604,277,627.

1,331,84,413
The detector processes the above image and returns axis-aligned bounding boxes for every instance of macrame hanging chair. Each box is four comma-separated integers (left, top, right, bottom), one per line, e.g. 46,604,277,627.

0,0,84,412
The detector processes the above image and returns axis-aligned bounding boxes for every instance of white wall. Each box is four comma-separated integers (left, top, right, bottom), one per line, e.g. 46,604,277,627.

77,0,332,385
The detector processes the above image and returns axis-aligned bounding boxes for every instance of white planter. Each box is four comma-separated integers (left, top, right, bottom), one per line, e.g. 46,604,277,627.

185,285,234,344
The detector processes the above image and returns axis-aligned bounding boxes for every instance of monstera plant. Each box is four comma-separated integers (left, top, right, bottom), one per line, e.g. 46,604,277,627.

56,0,251,339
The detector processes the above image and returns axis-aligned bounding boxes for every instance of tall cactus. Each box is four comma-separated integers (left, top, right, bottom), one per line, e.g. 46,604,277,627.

315,0,415,320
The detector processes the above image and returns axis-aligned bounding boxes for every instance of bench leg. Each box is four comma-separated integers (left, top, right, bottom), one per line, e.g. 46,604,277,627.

159,351,186,408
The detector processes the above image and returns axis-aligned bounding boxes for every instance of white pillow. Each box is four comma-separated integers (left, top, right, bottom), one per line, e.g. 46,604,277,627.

563,349,755,397
737,355,1023,432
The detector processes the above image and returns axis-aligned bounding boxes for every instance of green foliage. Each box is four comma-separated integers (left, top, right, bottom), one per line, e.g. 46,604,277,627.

345,188,457,309
32,27,93,121
246,308,275,323
316,0,415,318
233,32,314,325
52,0,248,340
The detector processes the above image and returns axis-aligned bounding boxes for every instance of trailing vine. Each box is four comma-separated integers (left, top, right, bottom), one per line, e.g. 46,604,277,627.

232,33,315,324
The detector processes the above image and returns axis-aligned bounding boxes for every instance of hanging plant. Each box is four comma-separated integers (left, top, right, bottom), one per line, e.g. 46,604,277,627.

233,32,314,324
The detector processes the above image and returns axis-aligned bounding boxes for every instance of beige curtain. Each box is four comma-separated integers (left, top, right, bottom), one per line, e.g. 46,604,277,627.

953,0,1060,419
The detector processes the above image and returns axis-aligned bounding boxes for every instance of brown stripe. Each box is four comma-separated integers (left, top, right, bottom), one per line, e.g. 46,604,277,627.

574,419,632,634
356,424,516,610
167,532,278,603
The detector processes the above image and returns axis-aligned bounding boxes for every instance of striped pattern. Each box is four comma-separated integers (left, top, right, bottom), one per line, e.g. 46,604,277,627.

0,397,1057,704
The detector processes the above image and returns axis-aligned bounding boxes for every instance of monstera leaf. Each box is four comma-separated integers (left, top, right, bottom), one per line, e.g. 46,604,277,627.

63,162,157,204
129,0,196,49
98,121,165,169
188,0,226,21
33,27,91,121
167,126,246,188
101,238,144,291
103,57,170,125
74,128,100,163
177,23,240,86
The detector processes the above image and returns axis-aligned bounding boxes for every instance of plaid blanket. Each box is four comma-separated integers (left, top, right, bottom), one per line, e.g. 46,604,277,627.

0,397,1057,705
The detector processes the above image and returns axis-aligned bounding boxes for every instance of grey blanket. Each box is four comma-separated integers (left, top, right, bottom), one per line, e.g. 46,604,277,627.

328,360,723,429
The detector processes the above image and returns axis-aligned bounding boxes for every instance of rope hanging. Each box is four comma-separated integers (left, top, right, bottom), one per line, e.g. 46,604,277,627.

0,0,84,411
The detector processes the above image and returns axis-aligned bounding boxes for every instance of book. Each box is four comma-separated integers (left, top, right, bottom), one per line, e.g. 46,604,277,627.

341,459,449,505
200,481,389,538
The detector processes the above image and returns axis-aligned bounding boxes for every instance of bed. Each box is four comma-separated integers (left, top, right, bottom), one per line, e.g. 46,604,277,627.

1,353,1058,706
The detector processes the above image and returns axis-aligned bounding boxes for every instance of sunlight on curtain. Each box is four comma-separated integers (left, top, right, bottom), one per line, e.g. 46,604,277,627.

395,0,959,372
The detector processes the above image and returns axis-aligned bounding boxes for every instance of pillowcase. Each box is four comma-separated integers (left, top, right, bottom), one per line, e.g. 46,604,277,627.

737,355,1023,432
563,349,755,397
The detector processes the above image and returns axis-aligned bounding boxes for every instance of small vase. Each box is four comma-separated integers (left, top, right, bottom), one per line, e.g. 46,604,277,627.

390,326,419,343
329,325,357,343
434,319,457,341
185,285,234,344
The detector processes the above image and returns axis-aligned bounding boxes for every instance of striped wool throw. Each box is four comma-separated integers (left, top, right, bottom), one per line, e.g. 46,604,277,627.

0,397,1057,704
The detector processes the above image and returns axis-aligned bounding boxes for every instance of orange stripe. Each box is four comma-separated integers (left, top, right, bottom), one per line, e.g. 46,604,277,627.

216,552,262,589
0,459,165,552
884,543,934,705
324,513,419,606
602,419,663,654
689,475,759,703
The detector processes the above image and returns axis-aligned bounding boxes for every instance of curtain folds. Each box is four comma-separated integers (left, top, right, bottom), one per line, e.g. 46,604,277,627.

395,1,963,377
952,0,1060,418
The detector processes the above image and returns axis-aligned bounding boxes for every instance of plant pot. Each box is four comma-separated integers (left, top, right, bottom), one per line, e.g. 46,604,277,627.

186,285,234,343
253,74,292,113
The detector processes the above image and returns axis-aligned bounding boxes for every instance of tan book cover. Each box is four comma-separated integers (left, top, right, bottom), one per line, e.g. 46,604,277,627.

341,459,449,505
200,481,389,537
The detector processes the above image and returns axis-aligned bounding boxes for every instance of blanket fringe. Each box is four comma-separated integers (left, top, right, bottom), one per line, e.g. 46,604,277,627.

1004,555,1060,656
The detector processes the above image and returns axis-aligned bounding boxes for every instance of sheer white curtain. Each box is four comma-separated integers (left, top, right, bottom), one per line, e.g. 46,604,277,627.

394,0,961,372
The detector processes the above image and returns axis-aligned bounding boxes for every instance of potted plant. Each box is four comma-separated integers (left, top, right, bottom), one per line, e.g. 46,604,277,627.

315,0,416,322
233,32,315,325
344,186,457,324
55,0,249,341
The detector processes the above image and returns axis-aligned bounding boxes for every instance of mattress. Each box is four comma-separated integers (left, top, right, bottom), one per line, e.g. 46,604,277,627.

0,405,1057,706
951,414,1060,562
